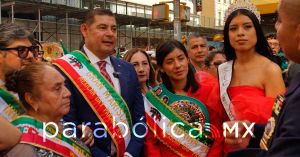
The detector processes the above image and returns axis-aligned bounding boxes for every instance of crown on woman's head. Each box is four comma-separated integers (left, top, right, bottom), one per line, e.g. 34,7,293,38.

224,0,261,23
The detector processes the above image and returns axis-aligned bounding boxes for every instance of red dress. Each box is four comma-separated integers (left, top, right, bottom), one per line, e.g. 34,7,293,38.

224,86,276,155
228,86,275,123
144,72,226,157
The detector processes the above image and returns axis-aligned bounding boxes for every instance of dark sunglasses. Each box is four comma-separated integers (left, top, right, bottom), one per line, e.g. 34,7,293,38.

0,46,40,58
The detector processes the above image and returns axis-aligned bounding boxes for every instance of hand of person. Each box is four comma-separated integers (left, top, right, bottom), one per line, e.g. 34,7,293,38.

77,125,94,146
223,120,253,149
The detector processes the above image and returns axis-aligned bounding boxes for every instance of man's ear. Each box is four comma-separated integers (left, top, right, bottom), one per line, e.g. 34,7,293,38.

80,23,89,39
24,92,38,111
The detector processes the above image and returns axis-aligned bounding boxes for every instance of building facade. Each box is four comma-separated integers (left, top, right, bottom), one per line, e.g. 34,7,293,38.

214,0,234,26
198,0,234,27
0,0,222,50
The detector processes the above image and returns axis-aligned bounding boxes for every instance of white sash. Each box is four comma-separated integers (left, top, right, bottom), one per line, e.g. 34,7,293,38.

217,60,235,120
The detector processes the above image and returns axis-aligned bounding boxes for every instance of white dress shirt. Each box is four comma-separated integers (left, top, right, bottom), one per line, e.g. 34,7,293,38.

83,45,121,94
83,45,130,156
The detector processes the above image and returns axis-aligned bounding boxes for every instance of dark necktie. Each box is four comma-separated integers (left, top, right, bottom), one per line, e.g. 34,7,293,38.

97,60,114,86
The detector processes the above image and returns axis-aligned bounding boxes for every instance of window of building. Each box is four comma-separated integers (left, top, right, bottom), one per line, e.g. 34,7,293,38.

218,11,221,26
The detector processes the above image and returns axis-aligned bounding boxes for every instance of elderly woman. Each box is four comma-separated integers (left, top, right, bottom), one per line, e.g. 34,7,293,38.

3,62,93,157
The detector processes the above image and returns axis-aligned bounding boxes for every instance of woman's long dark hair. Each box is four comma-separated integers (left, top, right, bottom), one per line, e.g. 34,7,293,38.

223,9,273,61
156,40,198,93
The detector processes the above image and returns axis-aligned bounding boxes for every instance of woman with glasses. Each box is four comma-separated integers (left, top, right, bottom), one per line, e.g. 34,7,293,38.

0,23,41,67
0,26,41,155
204,50,226,78
0,45,40,59
0,23,39,122
144,40,225,157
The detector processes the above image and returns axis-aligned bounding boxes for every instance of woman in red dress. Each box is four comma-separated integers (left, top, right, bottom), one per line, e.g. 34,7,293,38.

218,0,286,154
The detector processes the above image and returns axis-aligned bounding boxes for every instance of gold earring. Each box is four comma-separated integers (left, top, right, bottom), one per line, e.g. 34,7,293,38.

34,106,39,112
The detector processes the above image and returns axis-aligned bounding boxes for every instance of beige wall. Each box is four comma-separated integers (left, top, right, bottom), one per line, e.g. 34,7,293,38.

201,0,215,27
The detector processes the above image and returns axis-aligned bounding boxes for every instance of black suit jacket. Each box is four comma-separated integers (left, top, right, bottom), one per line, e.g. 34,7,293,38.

228,72,300,157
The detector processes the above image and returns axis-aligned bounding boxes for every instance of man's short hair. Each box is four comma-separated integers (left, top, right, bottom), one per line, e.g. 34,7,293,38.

265,33,277,40
0,23,33,48
187,33,208,48
83,8,115,25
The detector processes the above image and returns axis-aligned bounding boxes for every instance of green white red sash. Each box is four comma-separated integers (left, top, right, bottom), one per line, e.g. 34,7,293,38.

217,60,235,120
12,116,91,157
0,88,25,122
145,84,213,157
52,51,132,157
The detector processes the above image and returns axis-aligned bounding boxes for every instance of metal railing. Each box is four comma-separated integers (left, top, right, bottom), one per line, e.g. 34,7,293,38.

104,0,220,29
4,0,220,29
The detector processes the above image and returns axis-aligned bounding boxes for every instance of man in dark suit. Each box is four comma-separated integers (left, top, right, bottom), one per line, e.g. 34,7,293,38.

57,9,146,157
224,0,300,156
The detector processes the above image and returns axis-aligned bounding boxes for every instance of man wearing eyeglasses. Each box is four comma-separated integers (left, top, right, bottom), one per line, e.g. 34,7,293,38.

0,23,40,122
0,24,40,68
266,33,289,72
203,50,226,78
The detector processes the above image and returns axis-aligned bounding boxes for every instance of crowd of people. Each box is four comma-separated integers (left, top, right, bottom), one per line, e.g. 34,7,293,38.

0,0,300,156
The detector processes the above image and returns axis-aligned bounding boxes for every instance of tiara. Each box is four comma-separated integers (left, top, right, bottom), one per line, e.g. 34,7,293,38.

224,0,261,23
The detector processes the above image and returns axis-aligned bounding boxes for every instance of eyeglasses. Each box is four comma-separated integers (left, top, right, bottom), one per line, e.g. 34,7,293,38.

269,42,279,47
0,46,40,59
212,60,225,67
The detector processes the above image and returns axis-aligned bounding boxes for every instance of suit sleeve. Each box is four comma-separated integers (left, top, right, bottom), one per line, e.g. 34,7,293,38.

228,87,300,157
125,65,146,157
248,124,266,148
63,77,79,126
267,88,300,157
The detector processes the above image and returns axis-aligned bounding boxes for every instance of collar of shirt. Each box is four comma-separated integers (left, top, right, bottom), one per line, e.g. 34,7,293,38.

83,45,121,94
83,45,112,66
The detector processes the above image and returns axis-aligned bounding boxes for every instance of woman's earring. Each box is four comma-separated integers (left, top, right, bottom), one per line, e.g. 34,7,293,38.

34,106,39,112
